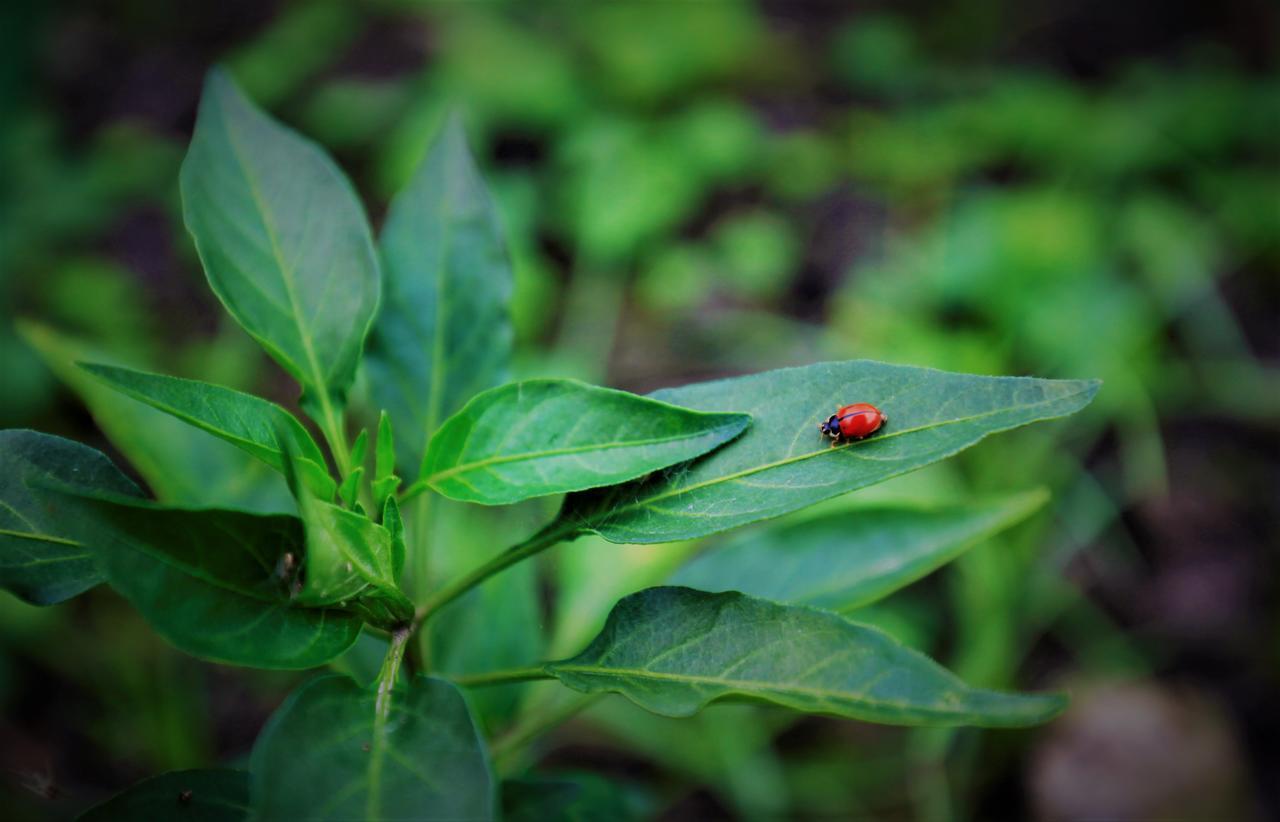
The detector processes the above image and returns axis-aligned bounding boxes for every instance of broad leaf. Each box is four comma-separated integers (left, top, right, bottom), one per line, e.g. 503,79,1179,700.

560,362,1098,542
180,67,379,423
0,430,140,604
80,363,335,499
366,114,513,473
19,322,293,513
420,379,751,505
250,674,494,821
82,495,360,668
546,587,1065,727
79,769,248,822
669,490,1049,611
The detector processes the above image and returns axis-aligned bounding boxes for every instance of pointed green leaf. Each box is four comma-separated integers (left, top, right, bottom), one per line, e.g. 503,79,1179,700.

81,495,360,668
79,362,335,499
180,67,379,421
250,674,495,821
559,362,1099,543
19,322,293,513
0,430,141,605
366,114,513,473
546,587,1066,727
349,428,370,472
372,412,400,510
79,769,248,822
670,490,1049,611
420,379,751,505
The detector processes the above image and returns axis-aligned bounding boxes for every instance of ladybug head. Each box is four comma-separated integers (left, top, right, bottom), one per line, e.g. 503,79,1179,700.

819,414,840,437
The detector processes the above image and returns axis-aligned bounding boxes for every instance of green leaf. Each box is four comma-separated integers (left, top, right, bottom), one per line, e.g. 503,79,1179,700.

18,322,293,513
79,769,248,821
277,424,412,627
79,363,335,500
420,379,751,505
250,674,494,821
365,114,513,473
293,495,413,627
180,67,379,425
669,490,1049,611
0,430,141,605
546,587,1066,727
559,362,1099,542
372,411,400,510
82,495,360,668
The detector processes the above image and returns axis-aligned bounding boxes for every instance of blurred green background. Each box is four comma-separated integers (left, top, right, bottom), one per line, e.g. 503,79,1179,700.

1,0,1276,819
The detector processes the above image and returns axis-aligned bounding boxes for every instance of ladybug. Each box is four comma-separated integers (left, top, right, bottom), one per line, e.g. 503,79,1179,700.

819,402,887,445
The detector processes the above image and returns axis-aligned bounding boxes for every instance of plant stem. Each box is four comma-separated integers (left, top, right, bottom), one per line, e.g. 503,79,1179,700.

316,399,352,478
375,626,411,715
399,478,429,503
413,520,577,628
449,666,552,688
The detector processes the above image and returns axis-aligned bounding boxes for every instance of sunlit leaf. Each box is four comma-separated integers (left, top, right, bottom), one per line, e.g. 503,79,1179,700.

420,379,750,505
80,363,335,499
547,587,1065,727
180,68,379,426
559,362,1098,542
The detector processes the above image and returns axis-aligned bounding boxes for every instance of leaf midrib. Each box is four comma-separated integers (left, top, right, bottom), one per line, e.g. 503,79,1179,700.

594,386,1094,518
550,662,999,717
426,421,741,485
218,90,344,443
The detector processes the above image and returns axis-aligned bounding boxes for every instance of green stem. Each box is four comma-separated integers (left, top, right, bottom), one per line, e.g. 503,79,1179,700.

413,520,577,628
399,478,429,504
450,666,552,688
376,626,411,698
316,398,352,478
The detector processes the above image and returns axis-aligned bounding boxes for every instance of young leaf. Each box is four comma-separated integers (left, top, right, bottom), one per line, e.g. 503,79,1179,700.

419,379,751,505
0,430,141,605
293,496,413,627
546,587,1066,727
372,411,400,511
19,322,293,513
80,495,360,668
250,674,494,821
559,362,1099,543
79,363,335,499
365,114,513,473
278,423,412,626
78,769,248,822
338,467,364,509
179,67,380,426
669,490,1049,612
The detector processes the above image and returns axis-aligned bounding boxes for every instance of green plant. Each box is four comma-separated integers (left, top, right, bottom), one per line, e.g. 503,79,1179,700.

1,69,1099,820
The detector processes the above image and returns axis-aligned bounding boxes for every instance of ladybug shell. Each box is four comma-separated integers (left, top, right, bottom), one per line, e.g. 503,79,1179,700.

835,403,885,439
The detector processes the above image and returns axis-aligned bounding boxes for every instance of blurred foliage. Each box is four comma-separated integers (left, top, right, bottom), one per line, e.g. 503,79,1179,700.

1,0,1276,819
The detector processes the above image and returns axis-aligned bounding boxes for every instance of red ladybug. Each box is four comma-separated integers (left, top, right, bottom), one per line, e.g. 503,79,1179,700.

819,402,887,445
